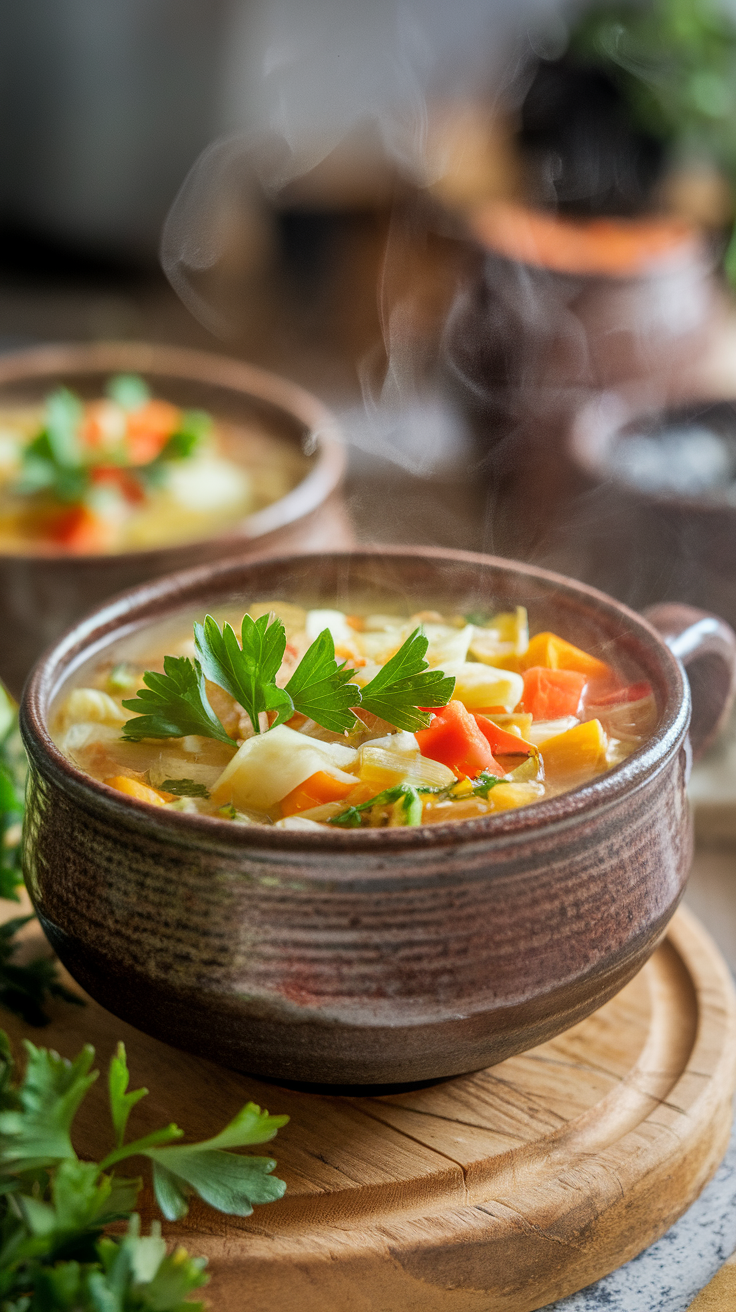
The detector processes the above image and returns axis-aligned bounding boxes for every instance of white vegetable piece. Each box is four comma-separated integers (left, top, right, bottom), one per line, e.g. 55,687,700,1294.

448,664,524,713
273,815,324,830
57,689,127,729
359,745,456,790
422,624,474,668
211,725,357,812
363,731,418,754
168,456,250,511
305,609,355,647
525,717,579,745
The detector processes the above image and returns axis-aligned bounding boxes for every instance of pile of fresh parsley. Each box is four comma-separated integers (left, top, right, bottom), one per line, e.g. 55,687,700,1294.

0,686,289,1309
122,614,456,742
0,1034,287,1310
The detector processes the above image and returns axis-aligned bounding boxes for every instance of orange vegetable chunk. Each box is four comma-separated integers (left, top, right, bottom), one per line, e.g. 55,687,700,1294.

539,720,608,782
48,506,114,552
473,715,534,758
281,770,355,817
519,667,586,720
416,701,500,778
126,399,180,465
104,776,167,806
521,632,612,680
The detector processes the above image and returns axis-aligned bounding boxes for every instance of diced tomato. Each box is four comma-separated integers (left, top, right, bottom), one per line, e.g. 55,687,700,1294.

416,700,501,778
126,399,180,465
46,506,113,552
587,681,652,706
518,667,586,719
90,465,145,504
473,715,534,758
280,771,355,817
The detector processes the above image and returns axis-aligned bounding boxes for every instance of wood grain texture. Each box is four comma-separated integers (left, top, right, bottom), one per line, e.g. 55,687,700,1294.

688,1251,736,1310
2,904,734,1311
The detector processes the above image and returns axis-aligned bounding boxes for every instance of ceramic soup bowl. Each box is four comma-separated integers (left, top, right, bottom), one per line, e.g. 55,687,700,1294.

20,548,736,1089
0,341,347,699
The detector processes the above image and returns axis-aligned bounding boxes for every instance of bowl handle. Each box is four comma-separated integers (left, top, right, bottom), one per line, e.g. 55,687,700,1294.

644,603,736,759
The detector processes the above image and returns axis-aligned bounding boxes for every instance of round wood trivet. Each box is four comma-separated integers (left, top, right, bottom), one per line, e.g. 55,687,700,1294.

3,905,735,1312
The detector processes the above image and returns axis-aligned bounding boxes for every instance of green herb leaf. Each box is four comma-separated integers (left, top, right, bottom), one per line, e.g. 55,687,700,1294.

108,1043,148,1151
359,628,455,732
161,409,211,461
329,780,451,828
285,629,361,733
0,1040,98,1172
471,771,504,799
45,388,83,467
121,656,234,745
194,614,293,735
105,374,151,412
159,779,209,799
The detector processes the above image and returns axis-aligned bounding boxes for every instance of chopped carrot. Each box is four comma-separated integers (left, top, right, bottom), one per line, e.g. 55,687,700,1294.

539,720,608,782
520,632,612,680
473,716,534,758
90,465,145,504
104,776,168,806
518,667,586,720
47,506,114,552
280,770,355,817
126,399,180,465
416,701,500,778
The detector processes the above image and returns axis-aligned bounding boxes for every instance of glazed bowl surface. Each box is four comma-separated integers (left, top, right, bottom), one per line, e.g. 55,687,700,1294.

19,547,735,1088
0,341,347,698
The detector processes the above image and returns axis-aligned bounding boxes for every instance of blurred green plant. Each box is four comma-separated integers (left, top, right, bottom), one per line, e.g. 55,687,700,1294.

569,0,736,275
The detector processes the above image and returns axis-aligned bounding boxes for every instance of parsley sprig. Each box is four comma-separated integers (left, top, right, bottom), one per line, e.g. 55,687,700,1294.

121,616,456,743
358,628,456,732
0,1035,287,1309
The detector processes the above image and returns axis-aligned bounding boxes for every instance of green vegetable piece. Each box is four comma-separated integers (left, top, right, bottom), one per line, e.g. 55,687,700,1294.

389,786,423,826
471,771,504,799
108,1043,148,1150
359,628,455,732
159,779,210,799
105,374,151,412
329,780,449,828
285,629,362,733
45,388,83,467
161,409,212,461
194,613,293,735
107,662,137,693
121,655,234,745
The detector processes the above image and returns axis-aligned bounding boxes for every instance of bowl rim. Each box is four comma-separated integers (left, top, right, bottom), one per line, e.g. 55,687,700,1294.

569,389,736,515
20,545,691,854
0,340,346,562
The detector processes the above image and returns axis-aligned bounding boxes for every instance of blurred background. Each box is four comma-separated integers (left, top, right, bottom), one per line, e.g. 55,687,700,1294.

2,0,736,948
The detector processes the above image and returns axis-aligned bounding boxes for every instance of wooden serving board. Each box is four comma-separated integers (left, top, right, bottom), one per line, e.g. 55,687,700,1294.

4,905,736,1312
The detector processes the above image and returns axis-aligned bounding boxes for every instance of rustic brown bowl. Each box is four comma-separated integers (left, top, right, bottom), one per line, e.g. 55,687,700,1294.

19,547,736,1089
0,341,348,698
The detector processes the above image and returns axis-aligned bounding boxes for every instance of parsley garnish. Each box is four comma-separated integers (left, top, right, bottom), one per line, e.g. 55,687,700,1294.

472,771,504,798
284,628,360,732
121,655,234,744
0,1035,287,1307
359,628,456,731
121,619,456,743
159,779,210,798
194,613,294,734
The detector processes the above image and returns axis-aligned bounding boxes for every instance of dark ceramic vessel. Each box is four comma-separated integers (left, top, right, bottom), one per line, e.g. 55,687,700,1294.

0,342,348,698
551,391,736,634
20,548,736,1088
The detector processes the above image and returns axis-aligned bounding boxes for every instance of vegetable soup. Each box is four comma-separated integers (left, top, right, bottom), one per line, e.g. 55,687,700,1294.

53,601,658,829
0,374,304,553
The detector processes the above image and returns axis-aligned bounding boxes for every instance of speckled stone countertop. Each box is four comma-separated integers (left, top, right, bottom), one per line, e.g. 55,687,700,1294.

543,1113,736,1311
